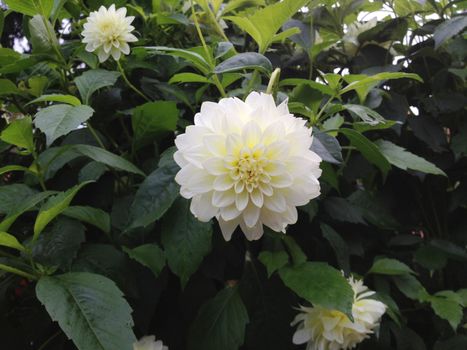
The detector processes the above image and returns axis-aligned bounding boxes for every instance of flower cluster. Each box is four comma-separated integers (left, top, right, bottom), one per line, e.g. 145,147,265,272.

133,335,168,350
292,277,386,350
173,92,322,241
82,4,137,62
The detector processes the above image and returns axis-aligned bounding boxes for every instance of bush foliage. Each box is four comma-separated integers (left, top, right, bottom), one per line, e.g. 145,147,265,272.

0,0,466,349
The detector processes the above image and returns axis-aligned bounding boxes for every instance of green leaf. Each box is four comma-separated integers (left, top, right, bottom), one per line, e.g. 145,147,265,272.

434,16,467,49
225,0,312,53
281,235,307,266
392,274,429,301
214,52,273,74
279,78,335,96
368,258,415,275
29,15,58,54
28,94,82,106
0,191,54,232
324,197,366,225
63,206,111,233
341,72,422,102
33,182,92,240
32,217,85,270
36,272,136,350
145,46,211,74
414,245,447,271
0,231,25,252
127,152,179,229
456,289,467,307
339,128,391,176
34,104,94,146
169,72,211,84
70,144,145,176
279,262,354,317
320,223,350,273
258,250,289,278
132,101,179,148
4,0,54,17
188,286,249,350
344,104,386,125
74,69,121,104
0,116,35,153
375,140,446,176
123,244,166,278
78,161,108,183
0,79,20,95
161,198,212,288
0,184,36,214
311,132,343,165
429,295,463,330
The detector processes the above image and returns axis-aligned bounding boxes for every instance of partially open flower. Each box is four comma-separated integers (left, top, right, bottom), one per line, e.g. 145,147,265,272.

82,4,138,62
174,92,321,241
291,277,386,350
133,335,168,350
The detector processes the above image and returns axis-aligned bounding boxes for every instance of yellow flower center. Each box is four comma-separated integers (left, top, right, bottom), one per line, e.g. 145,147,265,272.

230,148,269,192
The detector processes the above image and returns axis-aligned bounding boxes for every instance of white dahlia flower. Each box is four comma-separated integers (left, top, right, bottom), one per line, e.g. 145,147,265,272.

291,277,387,350
174,92,321,241
133,335,168,350
82,4,138,62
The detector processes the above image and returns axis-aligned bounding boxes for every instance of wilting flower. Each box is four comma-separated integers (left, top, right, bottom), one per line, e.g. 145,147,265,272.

82,4,138,62
174,92,321,241
291,277,386,350
133,335,168,350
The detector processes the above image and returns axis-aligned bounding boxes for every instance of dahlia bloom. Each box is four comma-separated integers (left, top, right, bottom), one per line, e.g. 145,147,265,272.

133,335,168,350
174,92,321,241
82,4,138,62
291,277,386,350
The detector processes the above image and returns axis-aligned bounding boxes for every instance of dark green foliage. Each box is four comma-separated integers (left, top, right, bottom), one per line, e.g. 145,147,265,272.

0,1,466,349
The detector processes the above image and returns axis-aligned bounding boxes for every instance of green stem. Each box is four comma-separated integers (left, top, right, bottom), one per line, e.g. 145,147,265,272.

86,122,106,150
32,150,47,191
37,330,62,350
116,60,151,102
0,264,38,280
314,95,335,124
190,1,226,97
205,3,230,43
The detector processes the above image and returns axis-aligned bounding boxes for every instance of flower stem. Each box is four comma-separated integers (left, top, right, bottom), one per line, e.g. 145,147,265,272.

116,60,151,102
190,0,226,98
86,122,106,149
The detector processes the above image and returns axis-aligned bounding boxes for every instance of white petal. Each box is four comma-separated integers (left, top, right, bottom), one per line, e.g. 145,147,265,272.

264,193,286,212
235,190,249,211
241,120,262,148
240,220,263,240
220,204,241,221
212,190,235,207
203,157,227,175
190,193,217,221
217,217,240,241
213,174,234,191
242,204,260,228
292,329,312,345
250,189,263,207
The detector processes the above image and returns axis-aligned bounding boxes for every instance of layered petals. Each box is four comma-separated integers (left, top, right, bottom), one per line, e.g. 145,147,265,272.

82,5,137,62
291,277,387,350
174,92,322,241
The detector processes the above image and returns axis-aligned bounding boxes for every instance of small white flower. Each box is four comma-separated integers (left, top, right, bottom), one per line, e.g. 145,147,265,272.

291,276,387,350
133,335,168,350
174,92,321,241
82,4,138,62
